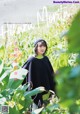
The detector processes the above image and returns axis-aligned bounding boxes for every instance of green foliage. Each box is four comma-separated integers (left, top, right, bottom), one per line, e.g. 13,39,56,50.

0,5,80,114
67,10,80,53
56,10,80,114
0,45,5,59
32,91,69,114
0,64,45,114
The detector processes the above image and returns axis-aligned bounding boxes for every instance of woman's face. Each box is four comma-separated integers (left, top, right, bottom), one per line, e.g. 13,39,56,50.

37,42,46,55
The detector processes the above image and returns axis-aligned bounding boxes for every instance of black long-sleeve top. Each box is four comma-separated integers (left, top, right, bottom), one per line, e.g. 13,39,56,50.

22,56,56,106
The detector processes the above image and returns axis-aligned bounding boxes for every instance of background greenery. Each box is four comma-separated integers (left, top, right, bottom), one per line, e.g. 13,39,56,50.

0,5,80,114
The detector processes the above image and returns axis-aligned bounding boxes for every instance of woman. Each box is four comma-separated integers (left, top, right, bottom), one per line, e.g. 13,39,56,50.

22,39,56,108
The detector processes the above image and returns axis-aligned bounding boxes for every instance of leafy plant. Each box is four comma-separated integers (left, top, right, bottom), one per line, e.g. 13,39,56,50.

56,11,80,114
0,62,45,114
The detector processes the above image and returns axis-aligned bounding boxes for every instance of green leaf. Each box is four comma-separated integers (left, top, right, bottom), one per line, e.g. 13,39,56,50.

20,83,30,91
67,11,80,53
24,87,45,97
7,68,28,89
46,104,59,112
9,105,20,114
0,70,10,82
7,79,22,89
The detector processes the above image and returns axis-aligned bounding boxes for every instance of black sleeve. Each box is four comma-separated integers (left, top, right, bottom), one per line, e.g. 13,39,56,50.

45,56,55,75
22,60,30,69
45,56,56,92
22,56,34,85
22,56,34,69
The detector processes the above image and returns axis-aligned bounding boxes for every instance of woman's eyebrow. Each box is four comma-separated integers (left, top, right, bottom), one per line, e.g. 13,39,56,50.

38,44,44,46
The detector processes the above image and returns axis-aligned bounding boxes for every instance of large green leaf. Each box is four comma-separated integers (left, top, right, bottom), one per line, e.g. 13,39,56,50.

9,105,20,114
24,87,45,97
7,68,28,89
67,11,80,53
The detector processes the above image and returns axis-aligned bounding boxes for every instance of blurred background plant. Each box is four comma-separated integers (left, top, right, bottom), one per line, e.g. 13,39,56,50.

56,10,80,114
